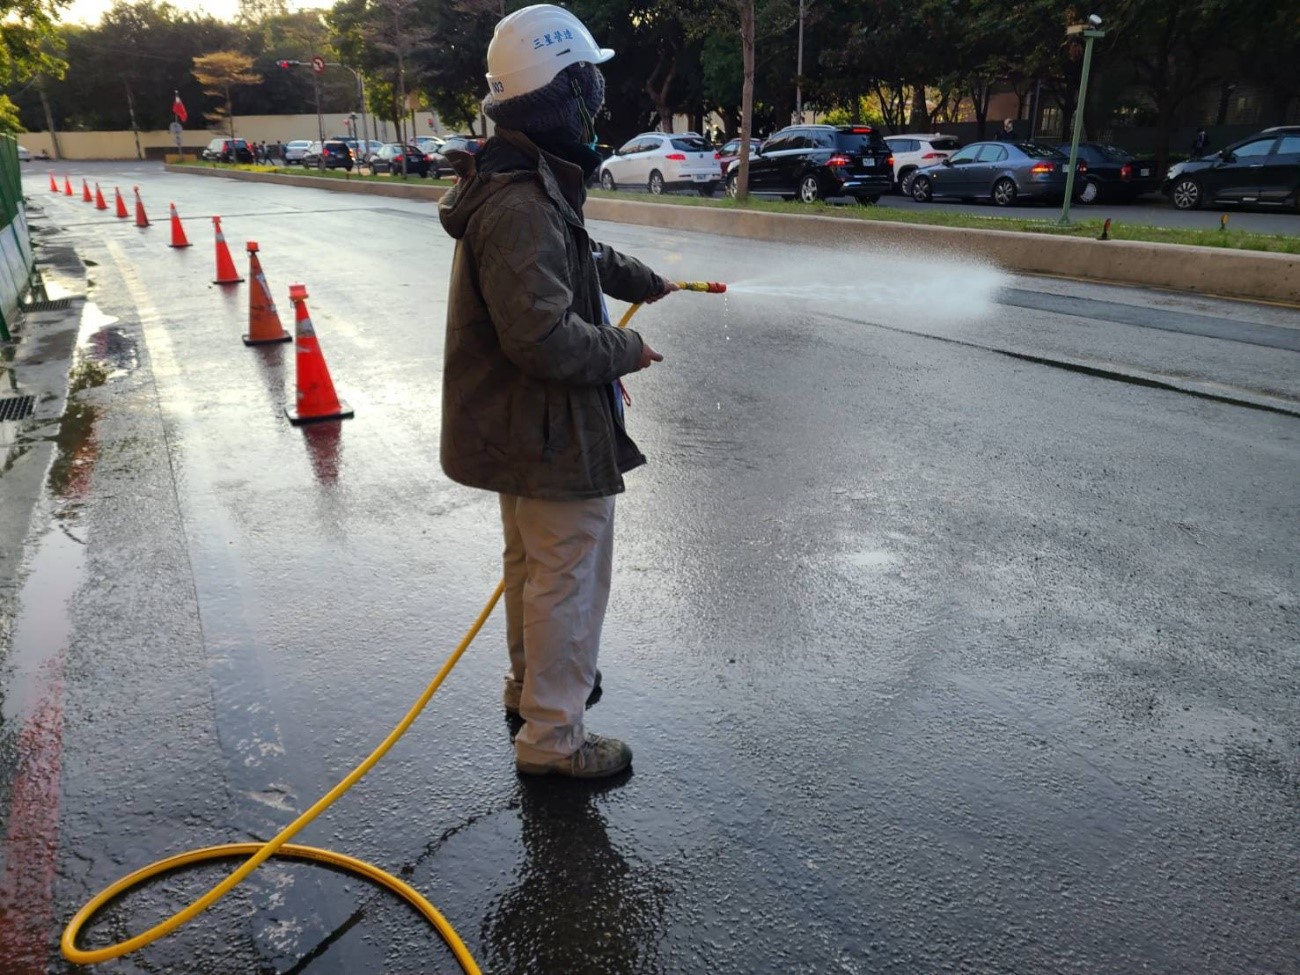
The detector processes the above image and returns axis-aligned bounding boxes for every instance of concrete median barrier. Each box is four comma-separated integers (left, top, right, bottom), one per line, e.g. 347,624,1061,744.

167,164,1300,305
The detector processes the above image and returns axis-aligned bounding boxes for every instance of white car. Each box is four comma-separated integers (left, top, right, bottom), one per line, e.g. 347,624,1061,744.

598,132,720,196
884,133,962,194
17,145,30,162
283,140,313,164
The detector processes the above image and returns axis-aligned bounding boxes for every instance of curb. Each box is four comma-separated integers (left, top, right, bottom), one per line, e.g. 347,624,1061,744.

165,165,1300,305
165,164,449,202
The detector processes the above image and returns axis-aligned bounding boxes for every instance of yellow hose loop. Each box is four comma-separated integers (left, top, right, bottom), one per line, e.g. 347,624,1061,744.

62,579,505,971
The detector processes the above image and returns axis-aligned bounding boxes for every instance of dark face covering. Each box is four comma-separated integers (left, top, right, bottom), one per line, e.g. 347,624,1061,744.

528,128,603,180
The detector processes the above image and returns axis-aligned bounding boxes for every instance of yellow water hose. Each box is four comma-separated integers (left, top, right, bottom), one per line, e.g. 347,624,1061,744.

61,281,725,970
62,580,504,971
616,280,726,330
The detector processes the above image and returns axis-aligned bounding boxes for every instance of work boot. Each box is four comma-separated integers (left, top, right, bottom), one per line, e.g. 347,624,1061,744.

516,732,632,778
503,668,602,717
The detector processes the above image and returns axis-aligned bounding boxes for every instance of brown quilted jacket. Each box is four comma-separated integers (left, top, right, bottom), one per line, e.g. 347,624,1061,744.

438,129,665,500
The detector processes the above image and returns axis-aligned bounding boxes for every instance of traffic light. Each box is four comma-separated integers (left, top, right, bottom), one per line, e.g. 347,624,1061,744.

277,60,292,68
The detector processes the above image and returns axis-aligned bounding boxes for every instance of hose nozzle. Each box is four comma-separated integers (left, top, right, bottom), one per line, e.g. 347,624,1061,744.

677,281,727,294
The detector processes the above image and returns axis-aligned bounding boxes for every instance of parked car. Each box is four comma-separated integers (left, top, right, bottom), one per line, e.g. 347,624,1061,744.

715,136,762,178
430,134,486,176
599,132,720,195
1051,142,1159,203
309,140,354,171
202,138,254,164
1162,125,1300,211
884,133,962,194
910,141,1083,206
414,136,445,155
370,143,431,177
283,139,312,164
727,124,893,204
341,138,385,165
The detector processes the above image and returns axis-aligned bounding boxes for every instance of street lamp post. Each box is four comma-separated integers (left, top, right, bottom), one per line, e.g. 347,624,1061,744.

1058,15,1105,227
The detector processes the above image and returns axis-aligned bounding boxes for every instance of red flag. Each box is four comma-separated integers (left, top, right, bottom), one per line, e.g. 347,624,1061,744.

172,92,188,124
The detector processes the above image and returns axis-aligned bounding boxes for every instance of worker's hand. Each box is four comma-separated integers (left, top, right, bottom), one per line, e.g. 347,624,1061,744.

636,340,664,370
644,278,679,304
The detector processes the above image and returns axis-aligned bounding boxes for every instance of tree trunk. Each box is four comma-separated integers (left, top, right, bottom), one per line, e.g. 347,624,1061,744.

1152,92,1177,180
646,52,678,133
735,0,755,201
225,86,235,138
969,79,992,140
125,83,143,161
908,84,927,129
38,82,63,160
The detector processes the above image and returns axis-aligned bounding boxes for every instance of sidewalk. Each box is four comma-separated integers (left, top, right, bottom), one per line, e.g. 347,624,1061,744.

0,198,87,600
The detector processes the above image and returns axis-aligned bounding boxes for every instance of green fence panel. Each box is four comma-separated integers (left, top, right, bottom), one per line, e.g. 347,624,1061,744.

0,133,34,339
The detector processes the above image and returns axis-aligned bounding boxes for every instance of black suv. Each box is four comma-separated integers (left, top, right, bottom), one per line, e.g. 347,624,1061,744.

1163,125,1300,210
726,124,893,203
202,138,254,164
315,140,355,171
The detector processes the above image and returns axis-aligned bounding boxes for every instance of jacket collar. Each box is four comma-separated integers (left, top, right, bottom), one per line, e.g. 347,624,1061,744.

493,128,587,225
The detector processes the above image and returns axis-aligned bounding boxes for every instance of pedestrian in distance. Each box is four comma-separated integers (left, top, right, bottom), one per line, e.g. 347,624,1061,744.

1192,128,1209,157
997,118,1016,141
439,3,678,780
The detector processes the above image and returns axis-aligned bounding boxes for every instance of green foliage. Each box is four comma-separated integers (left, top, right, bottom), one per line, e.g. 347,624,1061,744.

0,0,69,87
0,94,24,133
4,0,1295,173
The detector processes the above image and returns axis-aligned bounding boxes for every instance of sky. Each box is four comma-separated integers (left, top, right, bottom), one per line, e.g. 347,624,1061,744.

59,0,332,26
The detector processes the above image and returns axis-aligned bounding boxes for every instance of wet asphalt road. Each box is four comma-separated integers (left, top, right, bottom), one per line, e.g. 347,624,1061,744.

1,162,1298,975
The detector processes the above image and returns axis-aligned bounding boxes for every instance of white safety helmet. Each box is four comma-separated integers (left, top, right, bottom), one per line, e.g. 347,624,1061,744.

485,4,614,102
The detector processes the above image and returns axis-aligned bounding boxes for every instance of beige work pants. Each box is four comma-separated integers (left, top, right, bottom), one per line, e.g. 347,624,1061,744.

500,493,615,764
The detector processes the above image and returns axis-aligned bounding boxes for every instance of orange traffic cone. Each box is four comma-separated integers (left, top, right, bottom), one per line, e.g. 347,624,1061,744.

82,179,92,203
94,183,108,210
243,242,291,346
113,187,129,219
48,173,58,192
168,204,191,248
63,176,73,196
133,187,149,228
211,216,243,284
285,284,353,425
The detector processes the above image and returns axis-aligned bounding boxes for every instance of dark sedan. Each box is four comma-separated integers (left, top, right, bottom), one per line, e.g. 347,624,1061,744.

1163,125,1300,211
429,135,486,177
370,143,431,177
1053,142,1160,203
911,142,1083,206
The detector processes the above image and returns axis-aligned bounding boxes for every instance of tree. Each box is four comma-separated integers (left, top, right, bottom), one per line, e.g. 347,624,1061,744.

1110,0,1237,173
1,0,70,136
193,50,262,136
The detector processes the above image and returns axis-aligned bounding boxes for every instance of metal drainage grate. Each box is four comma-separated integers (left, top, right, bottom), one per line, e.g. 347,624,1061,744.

0,394,36,422
23,298,72,313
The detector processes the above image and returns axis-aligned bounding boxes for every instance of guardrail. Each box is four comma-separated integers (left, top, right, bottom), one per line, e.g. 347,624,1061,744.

0,134,37,341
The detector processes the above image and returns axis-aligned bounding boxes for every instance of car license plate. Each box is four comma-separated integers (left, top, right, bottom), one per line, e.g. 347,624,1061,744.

861,158,874,168
1140,168,1150,176
693,174,711,181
